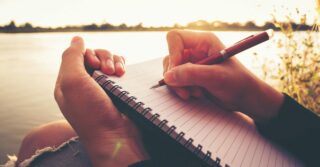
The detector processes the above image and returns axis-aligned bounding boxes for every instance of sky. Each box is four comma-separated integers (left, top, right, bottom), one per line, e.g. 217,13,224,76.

0,0,317,27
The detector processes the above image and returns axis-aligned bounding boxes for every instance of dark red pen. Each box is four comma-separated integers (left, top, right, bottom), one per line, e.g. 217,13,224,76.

150,29,273,89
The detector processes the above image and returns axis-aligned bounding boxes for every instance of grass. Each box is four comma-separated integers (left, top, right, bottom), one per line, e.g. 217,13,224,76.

259,8,320,114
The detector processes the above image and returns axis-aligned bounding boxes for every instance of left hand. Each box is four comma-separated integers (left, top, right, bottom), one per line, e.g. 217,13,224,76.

54,36,149,167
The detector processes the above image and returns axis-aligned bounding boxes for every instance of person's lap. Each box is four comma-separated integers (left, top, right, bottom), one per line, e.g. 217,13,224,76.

14,120,92,167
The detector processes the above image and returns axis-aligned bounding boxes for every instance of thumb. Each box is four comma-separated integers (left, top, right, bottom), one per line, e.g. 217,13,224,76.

164,63,219,87
60,36,86,73
70,36,85,52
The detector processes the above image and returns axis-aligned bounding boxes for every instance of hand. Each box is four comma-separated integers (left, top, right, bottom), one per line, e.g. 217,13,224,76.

54,36,149,167
163,30,284,122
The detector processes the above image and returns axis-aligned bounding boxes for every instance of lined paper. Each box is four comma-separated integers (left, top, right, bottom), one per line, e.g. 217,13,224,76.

106,58,304,167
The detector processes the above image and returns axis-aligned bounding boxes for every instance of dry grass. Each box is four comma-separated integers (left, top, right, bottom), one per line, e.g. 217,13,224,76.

261,7,320,114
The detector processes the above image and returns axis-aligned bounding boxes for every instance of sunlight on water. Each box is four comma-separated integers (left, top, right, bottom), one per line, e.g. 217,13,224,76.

0,31,279,163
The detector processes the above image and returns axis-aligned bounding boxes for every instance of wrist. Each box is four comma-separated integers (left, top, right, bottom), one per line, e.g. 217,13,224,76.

241,75,284,122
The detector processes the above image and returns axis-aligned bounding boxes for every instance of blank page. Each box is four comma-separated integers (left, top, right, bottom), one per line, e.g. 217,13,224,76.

106,58,303,167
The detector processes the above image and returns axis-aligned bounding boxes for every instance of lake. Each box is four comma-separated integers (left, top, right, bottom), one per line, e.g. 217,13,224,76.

0,31,279,163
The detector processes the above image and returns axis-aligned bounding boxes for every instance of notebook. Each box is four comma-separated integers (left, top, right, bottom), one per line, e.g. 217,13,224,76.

91,58,303,167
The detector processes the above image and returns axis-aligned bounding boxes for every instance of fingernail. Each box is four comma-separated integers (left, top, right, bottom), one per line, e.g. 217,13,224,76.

106,59,115,72
164,70,177,84
116,62,124,71
71,36,81,44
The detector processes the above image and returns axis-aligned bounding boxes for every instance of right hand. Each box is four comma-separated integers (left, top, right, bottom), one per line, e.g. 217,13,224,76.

163,30,284,122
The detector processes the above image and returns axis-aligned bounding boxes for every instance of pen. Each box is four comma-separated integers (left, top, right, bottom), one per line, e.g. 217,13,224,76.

150,29,274,89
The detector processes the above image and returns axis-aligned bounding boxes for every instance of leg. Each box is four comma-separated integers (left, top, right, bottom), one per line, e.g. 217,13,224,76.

16,120,77,165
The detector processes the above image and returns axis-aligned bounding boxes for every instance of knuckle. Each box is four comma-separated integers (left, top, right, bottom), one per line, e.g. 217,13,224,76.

181,63,193,79
114,54,124,62
184,63,194,74
95,49,112,58
95,49,113,59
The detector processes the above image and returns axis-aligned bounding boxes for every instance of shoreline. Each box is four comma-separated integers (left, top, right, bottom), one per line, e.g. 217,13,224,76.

0,29,309,34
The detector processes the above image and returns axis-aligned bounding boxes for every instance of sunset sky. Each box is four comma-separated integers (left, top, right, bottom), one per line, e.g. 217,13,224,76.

0,0,317,27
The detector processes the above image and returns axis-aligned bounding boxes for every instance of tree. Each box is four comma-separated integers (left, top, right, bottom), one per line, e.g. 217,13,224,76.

100,23,114,30
134,23,144,30
118,23,127,30
4,21,17,31
22,22,33,31
187,20,211,30
83,23,99,31
243,21,258,30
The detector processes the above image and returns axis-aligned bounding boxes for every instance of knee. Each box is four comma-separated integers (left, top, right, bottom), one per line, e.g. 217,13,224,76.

16,120,77,165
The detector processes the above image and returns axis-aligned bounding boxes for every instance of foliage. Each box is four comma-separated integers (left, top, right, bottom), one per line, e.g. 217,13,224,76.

0,20,312,33
261,8,320,114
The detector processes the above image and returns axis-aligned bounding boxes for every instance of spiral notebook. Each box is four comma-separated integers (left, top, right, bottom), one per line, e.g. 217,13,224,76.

91,58,303,167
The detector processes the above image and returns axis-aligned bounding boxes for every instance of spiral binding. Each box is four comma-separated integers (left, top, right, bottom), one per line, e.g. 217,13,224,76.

167,125,176,135
158,119,168,128
176,132,185,141
102,80,115,87
185,138,194,148
93,72,226,167
110,85,122,92
204,151,212,161
194,145,203,154
125,96,137,103
150,113,160,122
141,107,151,116
118,91,129,99
133,102,144,110
215,158,221,166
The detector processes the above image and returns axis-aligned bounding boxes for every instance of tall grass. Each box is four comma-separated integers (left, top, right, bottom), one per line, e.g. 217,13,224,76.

262,6,320,114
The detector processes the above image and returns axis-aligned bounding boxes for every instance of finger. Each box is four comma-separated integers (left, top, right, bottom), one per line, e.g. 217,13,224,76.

85,49,100,69
113,55,125,76
60,36,86,77
170,87,191,100
121,56,126,64
57,36,96,98
169,30,219,49
95,49,115,75
163,54,191,100
167,30,225,64
162,55,169,75
164,63,223,88
189,49,208,63
190,86,204,98
166,30,184,69
166,30,211,68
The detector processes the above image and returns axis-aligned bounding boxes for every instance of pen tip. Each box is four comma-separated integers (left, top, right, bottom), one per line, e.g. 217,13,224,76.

266,29,274,38
150,84,161,89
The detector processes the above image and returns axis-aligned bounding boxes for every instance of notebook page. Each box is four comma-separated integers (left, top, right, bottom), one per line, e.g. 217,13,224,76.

106,58,304,167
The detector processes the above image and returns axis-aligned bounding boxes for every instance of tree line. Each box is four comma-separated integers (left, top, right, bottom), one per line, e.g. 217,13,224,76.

0,20,312,33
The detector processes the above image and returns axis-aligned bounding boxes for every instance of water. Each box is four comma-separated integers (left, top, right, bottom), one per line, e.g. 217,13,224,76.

0,31,278,163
